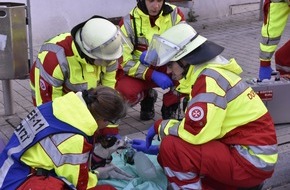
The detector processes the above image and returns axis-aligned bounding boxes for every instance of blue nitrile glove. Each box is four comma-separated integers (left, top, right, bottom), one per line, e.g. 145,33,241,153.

259,66,273,81
146,125,156,148
140,51,150,66
131,139,159,155
151,70,173,89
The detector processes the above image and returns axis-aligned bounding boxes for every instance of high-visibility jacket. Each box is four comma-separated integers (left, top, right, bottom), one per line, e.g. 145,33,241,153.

30,33,119,106
119,3,185,80
0,92,99,190
155,56,278,173
259,0,290,67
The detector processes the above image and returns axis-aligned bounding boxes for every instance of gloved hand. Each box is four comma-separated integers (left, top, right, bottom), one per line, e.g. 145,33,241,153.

94,163,134,180
140,51,149,66
146,125,156,148
259,66,273,81
151,70,173,89
131,139,159,155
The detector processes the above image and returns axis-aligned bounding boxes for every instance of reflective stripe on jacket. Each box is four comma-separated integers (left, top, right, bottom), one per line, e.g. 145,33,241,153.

120,3,185,79
156,56,278,172
30,33,118,106
0,92,98,189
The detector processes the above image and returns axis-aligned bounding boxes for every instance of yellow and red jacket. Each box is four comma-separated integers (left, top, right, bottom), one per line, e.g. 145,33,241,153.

155,56,278,172
119,3,185,80
30,33,119,106
260,0,290,66
20,92,99,189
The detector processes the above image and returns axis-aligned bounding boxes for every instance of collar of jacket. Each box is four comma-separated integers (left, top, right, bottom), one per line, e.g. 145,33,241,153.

52,92,98,136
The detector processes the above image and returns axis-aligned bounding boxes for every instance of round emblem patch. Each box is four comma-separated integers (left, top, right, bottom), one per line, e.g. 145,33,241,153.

188,106,204,121
40,79,46,91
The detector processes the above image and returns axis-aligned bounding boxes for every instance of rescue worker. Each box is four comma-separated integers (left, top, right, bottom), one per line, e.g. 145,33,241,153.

132,23,278,189
116,0,185,120
0,86,133,190
275,39,290,76
258,0,290,80
29,15,129,135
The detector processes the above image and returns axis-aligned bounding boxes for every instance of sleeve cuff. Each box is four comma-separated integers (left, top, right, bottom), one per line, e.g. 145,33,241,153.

260,60,271,67
145,68,154,81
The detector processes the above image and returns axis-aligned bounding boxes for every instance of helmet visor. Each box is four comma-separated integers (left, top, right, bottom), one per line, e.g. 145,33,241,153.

144,34,181,67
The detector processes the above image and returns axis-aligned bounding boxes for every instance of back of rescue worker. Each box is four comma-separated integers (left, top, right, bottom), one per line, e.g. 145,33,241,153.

0,86,128,190
132,23,278,190
29,16,124,107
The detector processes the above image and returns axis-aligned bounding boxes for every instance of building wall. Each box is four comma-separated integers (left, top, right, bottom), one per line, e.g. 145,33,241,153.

0,0,261,53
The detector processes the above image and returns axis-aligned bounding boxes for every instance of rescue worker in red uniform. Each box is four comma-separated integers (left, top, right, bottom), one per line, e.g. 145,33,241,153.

132,23,278,189
0,86,132,190
29,16,129,135
116,0,185,120
259,0,290,80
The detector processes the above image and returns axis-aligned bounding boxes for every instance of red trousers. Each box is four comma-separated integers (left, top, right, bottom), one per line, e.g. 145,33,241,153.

116,75,156,106
157,136,273,190
116,75,181,107
275,39,290,75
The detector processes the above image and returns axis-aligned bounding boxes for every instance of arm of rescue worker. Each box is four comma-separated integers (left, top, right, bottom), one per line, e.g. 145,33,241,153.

118,23,153,80
153,75,226,145
53,135,100,189
100,60,119,89
118,6,185,81
21,134,100,189
30,48,65,106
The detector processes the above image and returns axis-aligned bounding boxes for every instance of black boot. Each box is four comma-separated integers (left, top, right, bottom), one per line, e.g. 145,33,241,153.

161,103,180,120
140,89,158,121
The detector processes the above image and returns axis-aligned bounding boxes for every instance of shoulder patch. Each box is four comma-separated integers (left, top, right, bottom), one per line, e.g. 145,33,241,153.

40,79,46,91
188,106,204,121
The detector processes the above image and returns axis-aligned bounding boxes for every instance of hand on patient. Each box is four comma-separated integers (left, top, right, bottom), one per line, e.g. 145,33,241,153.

94,163,133,180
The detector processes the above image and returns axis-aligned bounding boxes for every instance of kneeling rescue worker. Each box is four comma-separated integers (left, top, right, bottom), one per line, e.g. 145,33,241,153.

0,86,133,190
132,23,278,190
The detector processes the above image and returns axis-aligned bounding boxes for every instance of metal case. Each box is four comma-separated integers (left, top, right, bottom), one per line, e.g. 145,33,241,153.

246,76,290,124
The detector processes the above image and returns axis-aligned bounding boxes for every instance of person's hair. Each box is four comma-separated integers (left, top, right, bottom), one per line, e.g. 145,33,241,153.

82,86,127,122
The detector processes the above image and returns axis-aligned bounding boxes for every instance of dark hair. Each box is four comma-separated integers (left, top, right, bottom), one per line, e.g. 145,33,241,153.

82,86,127,122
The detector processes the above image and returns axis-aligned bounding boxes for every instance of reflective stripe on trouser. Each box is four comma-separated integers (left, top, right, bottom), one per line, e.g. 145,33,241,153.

157,136,272,189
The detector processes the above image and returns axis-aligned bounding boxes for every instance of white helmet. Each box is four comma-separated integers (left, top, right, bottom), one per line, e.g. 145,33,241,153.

75,18,123,61
145,23,207,67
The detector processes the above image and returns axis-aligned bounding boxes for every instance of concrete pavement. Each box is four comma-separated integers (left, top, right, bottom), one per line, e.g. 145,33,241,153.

0,9,290,189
